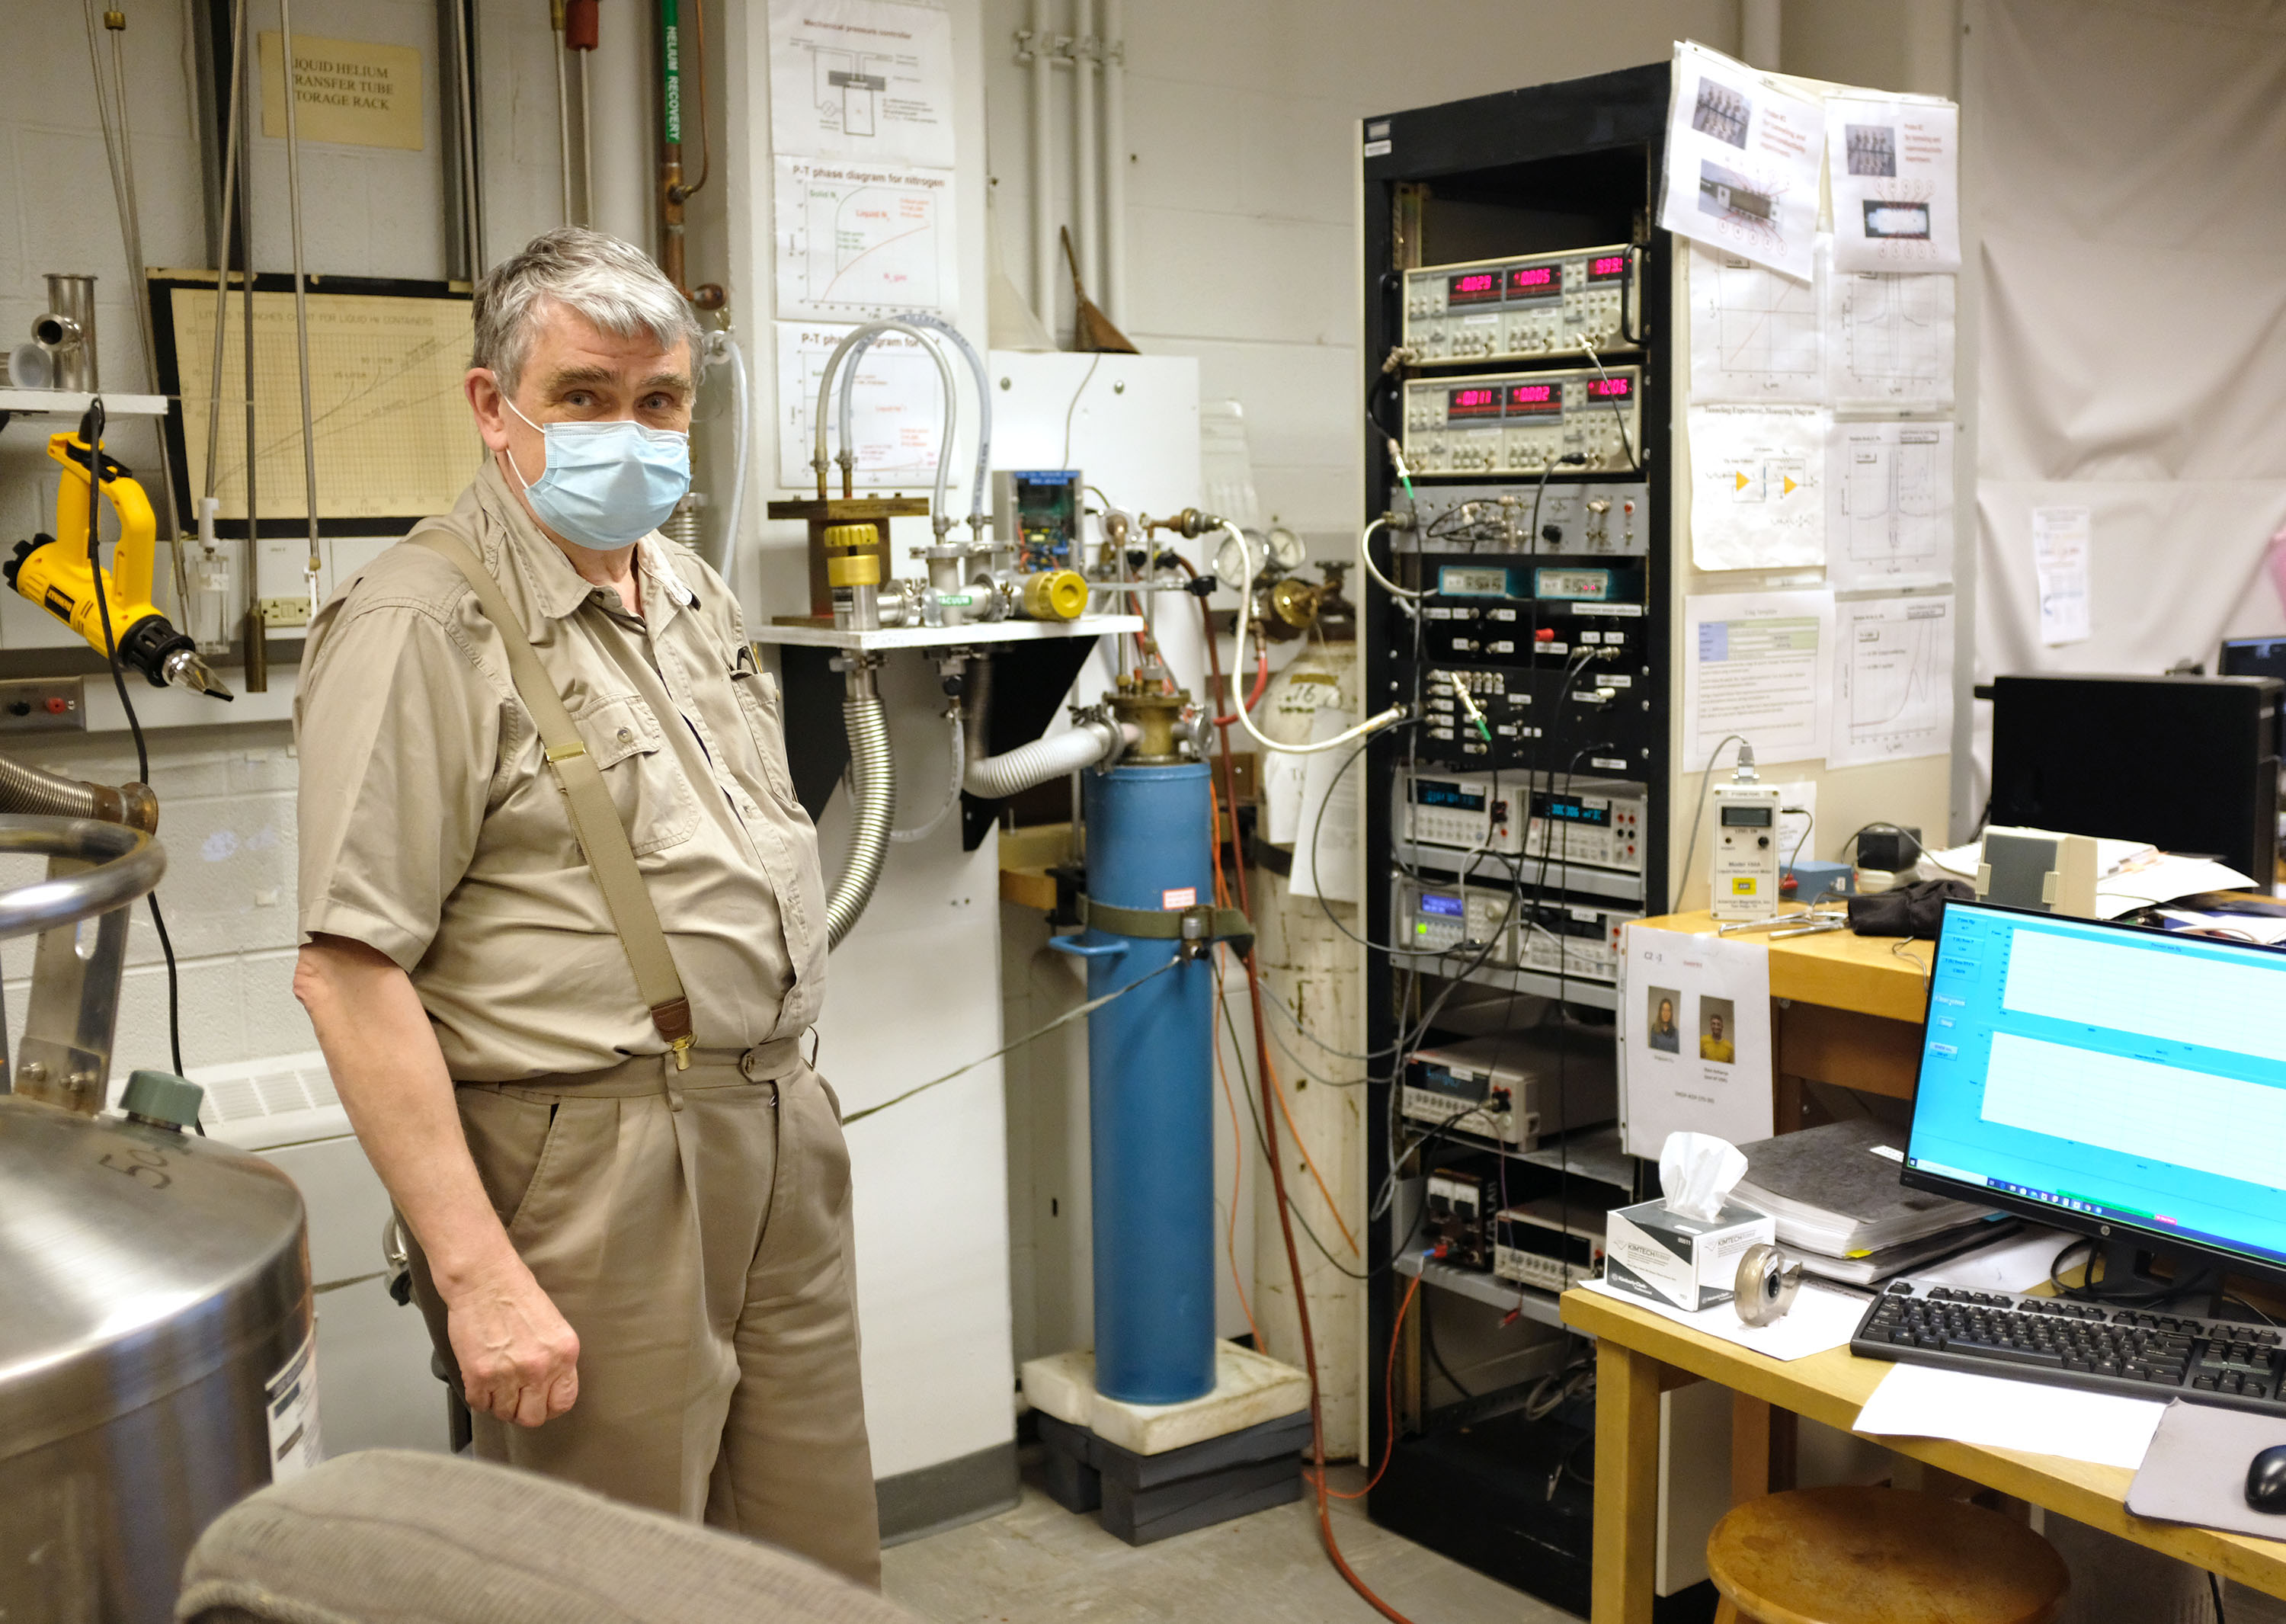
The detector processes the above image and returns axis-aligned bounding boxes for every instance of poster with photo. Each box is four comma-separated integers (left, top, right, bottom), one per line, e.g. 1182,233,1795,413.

1658,41,1826,281
1619,924,1775,1157
1825,95,1961,273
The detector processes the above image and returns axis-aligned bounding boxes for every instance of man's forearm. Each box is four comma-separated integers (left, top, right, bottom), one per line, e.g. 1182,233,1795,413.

293,934,518,1293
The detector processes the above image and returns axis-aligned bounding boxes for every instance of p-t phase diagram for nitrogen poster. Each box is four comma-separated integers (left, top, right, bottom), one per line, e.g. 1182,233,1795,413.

773,158,959,322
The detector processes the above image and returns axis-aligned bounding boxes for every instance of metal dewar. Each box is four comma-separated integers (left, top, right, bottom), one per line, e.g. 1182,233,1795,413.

0,1097,312,1622
1055,756,1217,1405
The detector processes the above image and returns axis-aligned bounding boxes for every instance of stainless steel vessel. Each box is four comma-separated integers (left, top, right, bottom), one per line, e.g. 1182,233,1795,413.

0,811,313,1624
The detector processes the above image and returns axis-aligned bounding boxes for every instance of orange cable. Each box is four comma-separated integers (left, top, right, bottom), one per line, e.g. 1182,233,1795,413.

1263,1045,1359,1255
1311,1266,1420,1502
1212,994,1265,1352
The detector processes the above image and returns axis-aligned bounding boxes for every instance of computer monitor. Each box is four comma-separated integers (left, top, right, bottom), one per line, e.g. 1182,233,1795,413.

2219,637,2286,755
1902,899,2286,1294
1987,672,2280,882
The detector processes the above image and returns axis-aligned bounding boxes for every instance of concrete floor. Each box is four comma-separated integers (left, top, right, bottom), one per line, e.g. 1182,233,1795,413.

882,1459,1580,1624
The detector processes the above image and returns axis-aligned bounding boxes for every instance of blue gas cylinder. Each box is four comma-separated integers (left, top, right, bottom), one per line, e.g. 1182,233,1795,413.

1050,760,1217,1405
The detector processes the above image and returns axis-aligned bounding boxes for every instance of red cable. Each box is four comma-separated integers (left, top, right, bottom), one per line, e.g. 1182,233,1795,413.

1212,643,1269,727
1192,572,1423,1624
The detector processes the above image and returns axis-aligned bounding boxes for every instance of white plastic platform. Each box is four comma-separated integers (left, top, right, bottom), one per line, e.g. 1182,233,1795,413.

1021,1341,1311,1457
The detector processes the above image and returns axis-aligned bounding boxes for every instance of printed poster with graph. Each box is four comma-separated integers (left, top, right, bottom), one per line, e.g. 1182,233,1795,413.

1828,265,1955,412
768,0,956,168
1830,592,1955,768
773,156,957,322
157,276,479,530
1827,419,1954,589
1688,240,1823,404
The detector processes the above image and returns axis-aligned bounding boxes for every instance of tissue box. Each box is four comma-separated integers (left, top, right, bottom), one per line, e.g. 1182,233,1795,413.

1602,1197,1775,1312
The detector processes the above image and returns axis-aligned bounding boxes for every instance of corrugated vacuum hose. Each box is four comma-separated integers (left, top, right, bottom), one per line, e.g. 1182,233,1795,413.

827,662,895,950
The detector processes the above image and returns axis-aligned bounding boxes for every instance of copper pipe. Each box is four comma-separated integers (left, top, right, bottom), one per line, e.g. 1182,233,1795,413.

658,0,722,309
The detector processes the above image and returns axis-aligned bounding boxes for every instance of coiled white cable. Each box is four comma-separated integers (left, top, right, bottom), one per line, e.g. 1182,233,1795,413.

1358,514,1424,602
1221,523,1407,756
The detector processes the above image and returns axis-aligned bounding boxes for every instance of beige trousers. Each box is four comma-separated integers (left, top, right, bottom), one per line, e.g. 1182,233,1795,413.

407,1046,881,1587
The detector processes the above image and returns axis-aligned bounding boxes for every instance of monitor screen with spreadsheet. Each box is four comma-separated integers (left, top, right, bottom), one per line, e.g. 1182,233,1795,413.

1902,900,2286,1286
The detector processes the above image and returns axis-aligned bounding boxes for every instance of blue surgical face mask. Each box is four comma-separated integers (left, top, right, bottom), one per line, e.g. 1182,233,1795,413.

504,399,690,549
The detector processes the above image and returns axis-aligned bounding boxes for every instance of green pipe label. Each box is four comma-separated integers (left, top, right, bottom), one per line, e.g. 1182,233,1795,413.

661,0,682,145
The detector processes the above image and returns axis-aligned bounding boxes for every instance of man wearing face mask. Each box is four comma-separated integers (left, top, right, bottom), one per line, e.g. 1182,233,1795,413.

290,229,878,1584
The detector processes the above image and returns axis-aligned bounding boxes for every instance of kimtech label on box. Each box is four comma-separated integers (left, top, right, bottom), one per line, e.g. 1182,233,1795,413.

1602,1197,1774,1312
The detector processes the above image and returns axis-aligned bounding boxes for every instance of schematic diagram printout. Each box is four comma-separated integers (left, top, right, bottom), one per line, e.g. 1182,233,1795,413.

168,284,478,521
1827,419,1954,589
1683,589,1834,766
773,156,958,321
1688,241,1823,404
1687,403,1828,570
1830,592,1955,768
773,321,948,488
768,0,956,168
1828,267,1955,410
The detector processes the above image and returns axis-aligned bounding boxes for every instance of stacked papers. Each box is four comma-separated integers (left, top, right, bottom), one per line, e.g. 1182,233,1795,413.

1734,1119,1998,1259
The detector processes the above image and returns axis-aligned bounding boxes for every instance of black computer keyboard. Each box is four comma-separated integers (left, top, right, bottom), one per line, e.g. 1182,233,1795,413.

1852,1281,2286,1416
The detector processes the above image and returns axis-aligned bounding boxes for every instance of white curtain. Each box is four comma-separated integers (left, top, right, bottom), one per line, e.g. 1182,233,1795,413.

1966,0,2286,809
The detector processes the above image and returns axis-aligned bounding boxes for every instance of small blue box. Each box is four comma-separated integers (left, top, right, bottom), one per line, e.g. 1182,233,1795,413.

1783,859,1855,902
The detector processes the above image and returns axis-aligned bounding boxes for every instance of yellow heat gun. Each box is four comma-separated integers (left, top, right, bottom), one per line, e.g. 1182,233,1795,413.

7,431,232,700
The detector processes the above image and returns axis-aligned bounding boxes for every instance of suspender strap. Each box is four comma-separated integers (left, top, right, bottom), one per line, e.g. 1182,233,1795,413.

410,530,696,1066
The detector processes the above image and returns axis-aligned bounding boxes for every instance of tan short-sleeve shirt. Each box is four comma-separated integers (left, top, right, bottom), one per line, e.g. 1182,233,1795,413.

295,459,825,1081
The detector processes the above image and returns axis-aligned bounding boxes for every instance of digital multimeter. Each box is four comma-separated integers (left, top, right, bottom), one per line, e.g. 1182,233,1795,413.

1710,780,1784,920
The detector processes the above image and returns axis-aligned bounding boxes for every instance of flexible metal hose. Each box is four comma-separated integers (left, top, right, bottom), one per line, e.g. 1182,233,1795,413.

962,721,1128,801
0,755,156,832
826,672,895,950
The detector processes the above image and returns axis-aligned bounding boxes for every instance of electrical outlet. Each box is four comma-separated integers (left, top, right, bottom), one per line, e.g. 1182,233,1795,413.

258,597,312,628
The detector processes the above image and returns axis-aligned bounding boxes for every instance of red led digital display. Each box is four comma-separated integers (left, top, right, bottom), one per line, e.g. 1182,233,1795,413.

1504,383,1562,416
1506,265,1559,297
1446,271,1503,306
1588,254,1629,282
1446,386,1503,421
1587,377,1633,399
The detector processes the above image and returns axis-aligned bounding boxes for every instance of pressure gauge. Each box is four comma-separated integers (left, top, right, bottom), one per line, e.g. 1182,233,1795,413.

1266,526,1307,574
1212,529,1264,591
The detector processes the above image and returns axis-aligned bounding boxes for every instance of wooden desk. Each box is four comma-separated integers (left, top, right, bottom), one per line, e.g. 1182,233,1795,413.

1562,1286,2286,1624
1636,908,1933,1123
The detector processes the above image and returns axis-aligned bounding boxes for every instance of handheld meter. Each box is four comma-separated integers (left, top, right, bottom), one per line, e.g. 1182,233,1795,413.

1710,776,1783,921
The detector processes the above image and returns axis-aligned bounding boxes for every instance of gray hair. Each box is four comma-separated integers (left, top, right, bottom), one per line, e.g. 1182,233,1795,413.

471,228,702,395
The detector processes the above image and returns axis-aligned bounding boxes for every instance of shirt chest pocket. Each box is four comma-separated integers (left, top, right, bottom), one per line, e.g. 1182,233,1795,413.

729,667,805,817
569,693,699,856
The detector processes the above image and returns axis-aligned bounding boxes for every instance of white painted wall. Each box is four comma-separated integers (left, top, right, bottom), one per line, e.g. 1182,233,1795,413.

0,0,565,1080
978,0,1746,555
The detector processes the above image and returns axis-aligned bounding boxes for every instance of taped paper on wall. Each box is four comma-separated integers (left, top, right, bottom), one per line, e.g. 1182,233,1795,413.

1289,706,1359,902
773,321,948,488
1688,240,1823,404
1827,97,1961,274
1620,924,1775,1158
1829,266,1956,411
2034,506,2092,645
1659,42,1825,281
1688,404,1829,570
1827,419,1954,589
773,157,959,322
1830,592,1955,768
1684,589,1834,767
769,0,956,168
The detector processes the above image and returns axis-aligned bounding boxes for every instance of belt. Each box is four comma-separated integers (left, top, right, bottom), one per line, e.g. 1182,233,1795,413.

1074,895,1256,959
459,1037,805,1099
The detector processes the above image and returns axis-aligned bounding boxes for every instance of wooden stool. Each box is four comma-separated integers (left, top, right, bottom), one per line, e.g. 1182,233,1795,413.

1706,1485,2070,1624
